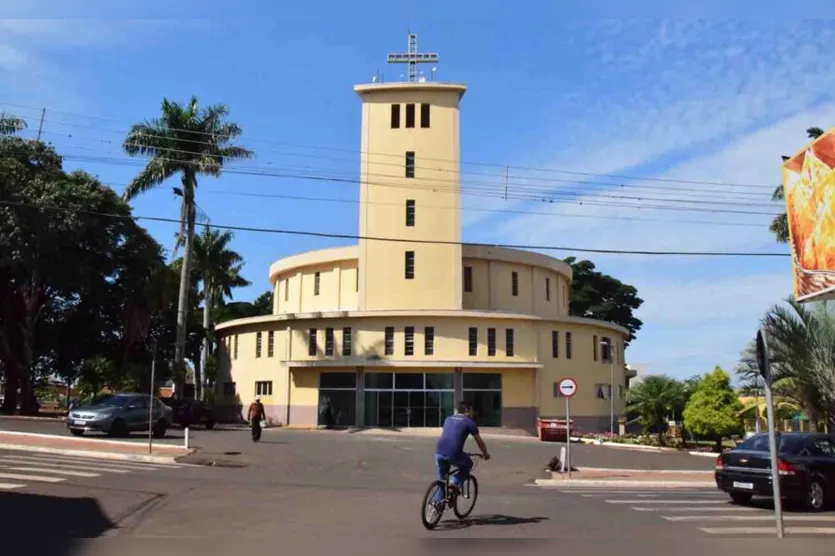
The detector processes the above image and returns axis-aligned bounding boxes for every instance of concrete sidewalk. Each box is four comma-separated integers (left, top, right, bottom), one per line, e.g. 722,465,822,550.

0,430,192,464
535,468,716,488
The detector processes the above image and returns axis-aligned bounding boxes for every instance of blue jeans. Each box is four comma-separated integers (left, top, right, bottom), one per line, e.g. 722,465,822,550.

435,452,473,488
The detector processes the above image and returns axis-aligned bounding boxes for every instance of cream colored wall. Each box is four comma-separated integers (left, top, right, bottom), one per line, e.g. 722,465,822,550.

357,86,463,311
462,258,568,317
534,322,628,419
274,260,359,315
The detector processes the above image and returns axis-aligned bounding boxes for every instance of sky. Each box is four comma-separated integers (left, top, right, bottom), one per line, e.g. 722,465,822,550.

2,3,834,381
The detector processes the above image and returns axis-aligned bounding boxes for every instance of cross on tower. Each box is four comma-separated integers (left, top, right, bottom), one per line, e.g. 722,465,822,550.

387,32,439,82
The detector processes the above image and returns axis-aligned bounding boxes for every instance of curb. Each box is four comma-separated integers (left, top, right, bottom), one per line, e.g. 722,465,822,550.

689,451,721,458
570,467,713,475
0,430,189,450
534,478,716,488
0,415,66,422
0,442,188,465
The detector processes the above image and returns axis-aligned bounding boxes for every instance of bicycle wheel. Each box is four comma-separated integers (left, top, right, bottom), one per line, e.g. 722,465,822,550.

453,475,479,520
420,480,446,530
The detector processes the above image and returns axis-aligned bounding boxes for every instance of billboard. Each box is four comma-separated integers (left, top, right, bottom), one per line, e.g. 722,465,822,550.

782,128,835,302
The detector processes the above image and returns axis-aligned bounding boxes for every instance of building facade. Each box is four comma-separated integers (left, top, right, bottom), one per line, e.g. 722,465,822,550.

215,35,634,432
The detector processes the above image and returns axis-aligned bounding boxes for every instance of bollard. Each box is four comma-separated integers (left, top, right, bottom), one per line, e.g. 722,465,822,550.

184,426,190,450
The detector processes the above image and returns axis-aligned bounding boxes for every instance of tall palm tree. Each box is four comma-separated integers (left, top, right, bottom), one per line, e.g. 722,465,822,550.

122,97,254,396
763,297,835,431
625,375,684,443
192,226,251,400
770,127,825,243
0,113,26,135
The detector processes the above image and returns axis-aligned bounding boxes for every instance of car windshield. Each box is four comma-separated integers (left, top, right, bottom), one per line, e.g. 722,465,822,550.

738,434,801,454
92,395,134,408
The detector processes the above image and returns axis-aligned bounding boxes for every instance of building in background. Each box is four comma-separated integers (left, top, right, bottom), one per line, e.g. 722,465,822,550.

215,34,633,432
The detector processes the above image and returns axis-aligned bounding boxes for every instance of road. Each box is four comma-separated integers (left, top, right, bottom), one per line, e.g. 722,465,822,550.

1,427,832,550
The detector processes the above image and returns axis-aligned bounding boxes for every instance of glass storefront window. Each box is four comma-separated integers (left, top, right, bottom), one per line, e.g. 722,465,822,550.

463,373,501,390
319,372,356,389
425,373,454,390
463,373,502,427
394,373,424,390
365,372,393,390
363,372,454,428
318,390,356,427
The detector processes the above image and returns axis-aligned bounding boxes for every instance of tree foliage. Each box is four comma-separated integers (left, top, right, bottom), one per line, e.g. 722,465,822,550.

563,257,644,344
625,375,684,440
683,367,743,448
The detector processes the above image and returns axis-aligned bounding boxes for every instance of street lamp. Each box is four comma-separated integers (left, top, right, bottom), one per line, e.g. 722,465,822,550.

600,340,615,434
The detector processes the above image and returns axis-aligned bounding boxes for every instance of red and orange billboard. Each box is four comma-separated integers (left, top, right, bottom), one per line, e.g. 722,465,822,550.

782,128,835,302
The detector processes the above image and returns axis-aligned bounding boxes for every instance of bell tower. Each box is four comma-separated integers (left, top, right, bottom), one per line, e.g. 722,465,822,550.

355,33,467,311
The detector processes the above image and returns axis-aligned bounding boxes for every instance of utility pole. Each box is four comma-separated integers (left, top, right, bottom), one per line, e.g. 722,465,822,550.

36,108,45,141
148,339,157,455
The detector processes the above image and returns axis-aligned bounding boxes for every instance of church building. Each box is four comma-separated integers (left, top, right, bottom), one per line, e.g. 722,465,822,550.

215,34,634,432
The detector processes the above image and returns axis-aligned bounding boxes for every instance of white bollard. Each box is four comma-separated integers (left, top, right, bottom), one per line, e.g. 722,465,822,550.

184,426,190,449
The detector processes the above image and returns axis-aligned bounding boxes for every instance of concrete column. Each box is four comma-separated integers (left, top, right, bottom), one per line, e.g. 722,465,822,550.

454,367,463,404
355,366,365,427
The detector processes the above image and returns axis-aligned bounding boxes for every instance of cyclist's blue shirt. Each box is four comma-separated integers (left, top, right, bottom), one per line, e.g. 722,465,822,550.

436,414,479,458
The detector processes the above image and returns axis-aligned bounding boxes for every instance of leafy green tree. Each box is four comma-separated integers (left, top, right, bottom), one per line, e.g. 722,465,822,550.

563,257,643,344
192,226,250,400
0,113,26,136
214,291,273,324
625,375,684,443
122,96,253,395
769,127,825,243
683,367,743,451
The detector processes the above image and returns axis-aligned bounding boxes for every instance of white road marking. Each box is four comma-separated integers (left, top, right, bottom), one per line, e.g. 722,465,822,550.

0,453,176,470
700,526,835,535
0,465,100,478
0,456,132,473
606,499,724,504
0,472,64,483
633,506,758,512
0,482,25,489
666,515,835,522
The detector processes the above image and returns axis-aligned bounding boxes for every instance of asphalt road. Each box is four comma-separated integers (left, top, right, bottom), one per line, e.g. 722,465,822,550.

1,428,831,550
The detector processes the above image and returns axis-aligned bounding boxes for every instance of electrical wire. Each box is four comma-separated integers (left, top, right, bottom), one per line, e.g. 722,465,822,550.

0,199,791,258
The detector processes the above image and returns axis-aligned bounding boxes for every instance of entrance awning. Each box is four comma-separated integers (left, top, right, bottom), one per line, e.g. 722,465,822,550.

282,359,543,369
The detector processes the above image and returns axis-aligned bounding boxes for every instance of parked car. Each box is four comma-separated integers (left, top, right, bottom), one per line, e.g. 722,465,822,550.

715,432,835,511
66,393,173,438
162,398,216,430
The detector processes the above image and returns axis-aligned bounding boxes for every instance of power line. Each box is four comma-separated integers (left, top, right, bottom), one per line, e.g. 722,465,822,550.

0,199,791,258
0,100,779,190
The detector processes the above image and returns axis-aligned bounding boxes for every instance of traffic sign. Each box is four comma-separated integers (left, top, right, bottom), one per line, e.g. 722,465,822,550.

558,378,577,398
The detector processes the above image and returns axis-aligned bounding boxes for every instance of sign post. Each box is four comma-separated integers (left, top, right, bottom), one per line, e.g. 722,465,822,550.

148,339,157,455
756,327,784,539
558,378,578,479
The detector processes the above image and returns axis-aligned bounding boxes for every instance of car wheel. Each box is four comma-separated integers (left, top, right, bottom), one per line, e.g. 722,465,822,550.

806,478,827,511
153,420,167,438
205,421,215,430
730,492,753,505
108,419,128,437
70,429,84,437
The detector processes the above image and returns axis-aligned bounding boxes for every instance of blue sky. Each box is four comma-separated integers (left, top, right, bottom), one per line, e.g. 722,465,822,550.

2,4,834,381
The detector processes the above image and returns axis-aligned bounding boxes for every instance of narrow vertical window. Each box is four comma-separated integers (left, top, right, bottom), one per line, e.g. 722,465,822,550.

308,328,317,356
405,199,415,227
384,327,394,355
268,331,275,357
405,251,415,279
593,335,598,361
342,327,353,356
487,328,496,356
255,332,262,358
234,335,238,359
463,266,473,293
511,271,519,296
424,326,434,355
404,326,415,356
314,272,320,296
468,327,478,356
551,330,559,358
405,103,415,128
355,268,359,292
420,103,430,128
546,277,551,301
325,327,334,356
284,278,289,301
391,104,400,128
405,151,415,178
505,329,514,357
566,332,573,360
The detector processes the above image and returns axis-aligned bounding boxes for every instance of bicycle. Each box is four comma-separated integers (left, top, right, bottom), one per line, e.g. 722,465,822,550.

420,453,483,530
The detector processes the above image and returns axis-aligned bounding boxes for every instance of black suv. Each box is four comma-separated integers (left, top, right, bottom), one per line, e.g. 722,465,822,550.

162,398,216,430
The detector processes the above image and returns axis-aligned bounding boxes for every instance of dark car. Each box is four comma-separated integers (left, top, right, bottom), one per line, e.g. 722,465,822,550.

162,398,216,430
715,432,835,511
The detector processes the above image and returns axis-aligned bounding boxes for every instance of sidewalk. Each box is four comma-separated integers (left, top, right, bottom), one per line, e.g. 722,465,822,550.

0,431,192,464
535,468,716,488
298,426,539,442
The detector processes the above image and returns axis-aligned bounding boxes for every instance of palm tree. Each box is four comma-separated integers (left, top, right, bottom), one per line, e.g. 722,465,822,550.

122,97,253,395
769,127,825,243
625,375,684,444
192,226,251,400
762,297,835,431
0,113,26,135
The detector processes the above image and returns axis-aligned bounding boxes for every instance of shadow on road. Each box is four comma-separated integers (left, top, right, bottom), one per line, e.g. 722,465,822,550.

0,491,114,546
436,514,549,530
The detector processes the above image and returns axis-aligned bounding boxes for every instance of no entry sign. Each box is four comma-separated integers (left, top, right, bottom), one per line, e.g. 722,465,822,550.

558,378,577,398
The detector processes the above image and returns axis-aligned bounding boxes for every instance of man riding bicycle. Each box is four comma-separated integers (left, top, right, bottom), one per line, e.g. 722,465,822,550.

435,401,491,493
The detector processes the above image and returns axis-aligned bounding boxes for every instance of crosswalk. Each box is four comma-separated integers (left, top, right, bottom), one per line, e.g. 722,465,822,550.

551,487,835,537
0,451,183,490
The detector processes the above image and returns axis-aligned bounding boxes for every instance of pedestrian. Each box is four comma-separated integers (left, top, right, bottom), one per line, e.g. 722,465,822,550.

247,396,266,442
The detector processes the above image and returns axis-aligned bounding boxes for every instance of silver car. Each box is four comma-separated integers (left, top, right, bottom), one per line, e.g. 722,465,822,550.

67,393,173,438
